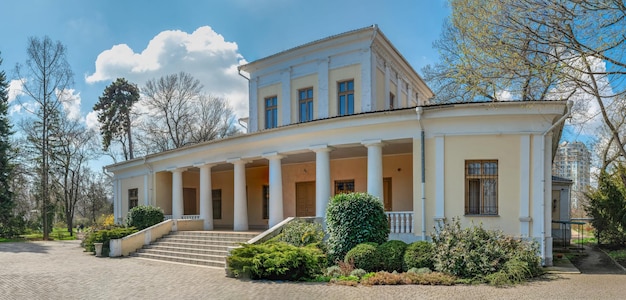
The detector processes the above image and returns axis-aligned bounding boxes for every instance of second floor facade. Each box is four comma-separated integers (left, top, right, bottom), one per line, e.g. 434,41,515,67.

238,25,434,133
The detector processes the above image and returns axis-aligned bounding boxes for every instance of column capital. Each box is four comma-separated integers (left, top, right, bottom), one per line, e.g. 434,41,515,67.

310,144,333,153
262,152,285,160
227,158,251,165
193,162,215,168
362,139,384,148
166,167,188,173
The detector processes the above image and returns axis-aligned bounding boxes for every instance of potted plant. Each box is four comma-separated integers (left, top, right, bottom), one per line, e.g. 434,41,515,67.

94,242,104,257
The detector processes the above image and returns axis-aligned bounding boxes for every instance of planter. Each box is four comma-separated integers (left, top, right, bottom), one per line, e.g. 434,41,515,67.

94,242,104,257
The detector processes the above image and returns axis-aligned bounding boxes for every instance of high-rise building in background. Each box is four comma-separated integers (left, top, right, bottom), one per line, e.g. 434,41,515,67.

552,141,591,208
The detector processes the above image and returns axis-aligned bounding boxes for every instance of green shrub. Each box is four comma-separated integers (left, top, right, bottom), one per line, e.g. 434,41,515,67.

126,206,164,230
227,242,326,280
325,266,342,278
326,192,389,262
431,218,541,281
403,241,434,271
377,240,407,272
350,268,367,278
83,227,138,254
280,220,325,247
344,242,380,272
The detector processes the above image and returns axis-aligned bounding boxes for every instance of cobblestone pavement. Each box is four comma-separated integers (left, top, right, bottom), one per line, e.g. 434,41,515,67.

1,240,626,300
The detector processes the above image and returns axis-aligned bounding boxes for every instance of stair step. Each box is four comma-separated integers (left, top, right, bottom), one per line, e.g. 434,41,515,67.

132,252,225,268
144,245,228,256
137,249,225,261
131,230,260,269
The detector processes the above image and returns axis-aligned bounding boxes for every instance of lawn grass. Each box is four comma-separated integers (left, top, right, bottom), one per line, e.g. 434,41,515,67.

20,227,77,241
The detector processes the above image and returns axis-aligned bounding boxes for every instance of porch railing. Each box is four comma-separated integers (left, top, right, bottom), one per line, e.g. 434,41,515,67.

163,215,199,220
386,211,414,234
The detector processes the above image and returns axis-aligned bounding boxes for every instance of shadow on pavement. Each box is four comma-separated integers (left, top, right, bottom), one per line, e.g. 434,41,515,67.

0,242,50,254
570,245,625,275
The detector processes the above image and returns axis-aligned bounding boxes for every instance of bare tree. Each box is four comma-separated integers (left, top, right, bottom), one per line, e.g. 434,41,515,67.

50,116,97,236
138,72,238,152
15,36,73,240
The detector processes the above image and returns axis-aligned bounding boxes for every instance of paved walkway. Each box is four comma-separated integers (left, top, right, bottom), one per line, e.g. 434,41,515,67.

2,240,626,300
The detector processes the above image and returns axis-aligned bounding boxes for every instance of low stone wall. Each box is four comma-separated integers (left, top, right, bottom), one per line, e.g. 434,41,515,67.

109,220,173,257
176,219,204,231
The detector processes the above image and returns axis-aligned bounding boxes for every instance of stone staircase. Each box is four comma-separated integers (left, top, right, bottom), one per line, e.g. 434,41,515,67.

132,231,259,268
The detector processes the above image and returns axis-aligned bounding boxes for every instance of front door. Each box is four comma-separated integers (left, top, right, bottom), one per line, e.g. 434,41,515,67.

296,181,316,217
183,188,197,215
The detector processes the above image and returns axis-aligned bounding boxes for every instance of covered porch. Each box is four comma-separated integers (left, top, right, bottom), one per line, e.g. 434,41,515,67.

154,138,416,234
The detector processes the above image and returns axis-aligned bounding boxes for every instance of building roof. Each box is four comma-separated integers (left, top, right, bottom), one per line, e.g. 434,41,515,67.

552,175,573,184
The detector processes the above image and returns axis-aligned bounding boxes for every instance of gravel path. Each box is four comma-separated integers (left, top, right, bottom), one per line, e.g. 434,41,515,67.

1,240,626,300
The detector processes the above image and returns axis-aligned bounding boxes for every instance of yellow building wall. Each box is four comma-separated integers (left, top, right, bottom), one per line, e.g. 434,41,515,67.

291,74,318,122
120,176,145,221
211,170,235,228
155,172,172,215
329,65,361,117
444,135,522,234
383,154,413,211
257,83,281,129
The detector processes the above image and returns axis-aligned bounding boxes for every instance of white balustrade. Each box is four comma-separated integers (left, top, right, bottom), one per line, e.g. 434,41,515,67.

164,214,200,220
385,211,414,234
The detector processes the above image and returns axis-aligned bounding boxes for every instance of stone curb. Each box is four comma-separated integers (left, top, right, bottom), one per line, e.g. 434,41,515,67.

598,247,626,273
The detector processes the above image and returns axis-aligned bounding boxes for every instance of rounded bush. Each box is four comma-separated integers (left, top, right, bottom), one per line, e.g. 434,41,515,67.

403,241,434,271
126,206,164,230
378,240,408,272
350,268,367,278
326,192,389,262
344,242,380,272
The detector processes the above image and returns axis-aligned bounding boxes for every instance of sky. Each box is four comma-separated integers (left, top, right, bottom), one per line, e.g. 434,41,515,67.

0,0,451,169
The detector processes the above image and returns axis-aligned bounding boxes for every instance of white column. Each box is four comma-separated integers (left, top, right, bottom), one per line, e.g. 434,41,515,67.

311,145,332,217
384,64,391,109
434,136,445,226
117,179,123,224
228,158,249,231
143,174,150,206
281,69,291,126
113,179,119,223
318,58,329,118
519,134,531,237
531,134,544,242
369,51,378,111
362,139,384,202
249,77,258,133
396,76,402,108
543,133,553,266
198,164,214,230
171,168,186,220
407,85,414,106
264,152,284,227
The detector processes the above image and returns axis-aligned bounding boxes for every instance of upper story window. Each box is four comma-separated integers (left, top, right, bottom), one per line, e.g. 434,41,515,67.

465,160,498,216
265,96,278,129
389,92,395,109
299,87,314,122
338,80,354,116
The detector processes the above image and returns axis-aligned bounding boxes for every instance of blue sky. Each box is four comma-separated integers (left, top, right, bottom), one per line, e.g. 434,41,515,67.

0,0,450,167
1,0,594,169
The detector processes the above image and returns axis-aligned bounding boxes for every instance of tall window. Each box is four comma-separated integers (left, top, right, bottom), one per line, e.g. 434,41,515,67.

334,180,355,195
128,188,138,210
338,80,354,116
212,189,222,219
262,185,269,220
265,96,278,129
465,160,498,215
298,87,314,122
389,92,395,109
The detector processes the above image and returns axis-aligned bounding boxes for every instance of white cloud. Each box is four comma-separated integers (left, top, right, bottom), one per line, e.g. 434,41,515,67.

86,26,249,119
85,110,99,132
57,88,82,121
496,90,513,101
8,79,24,103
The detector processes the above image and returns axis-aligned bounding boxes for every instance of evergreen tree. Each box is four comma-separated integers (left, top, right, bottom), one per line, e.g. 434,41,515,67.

0,52,23,238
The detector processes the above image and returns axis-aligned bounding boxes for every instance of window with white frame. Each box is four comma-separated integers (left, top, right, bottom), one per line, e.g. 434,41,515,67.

298,87,313,122
338,80,354,116
465,160,498,215
265,96,278,129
